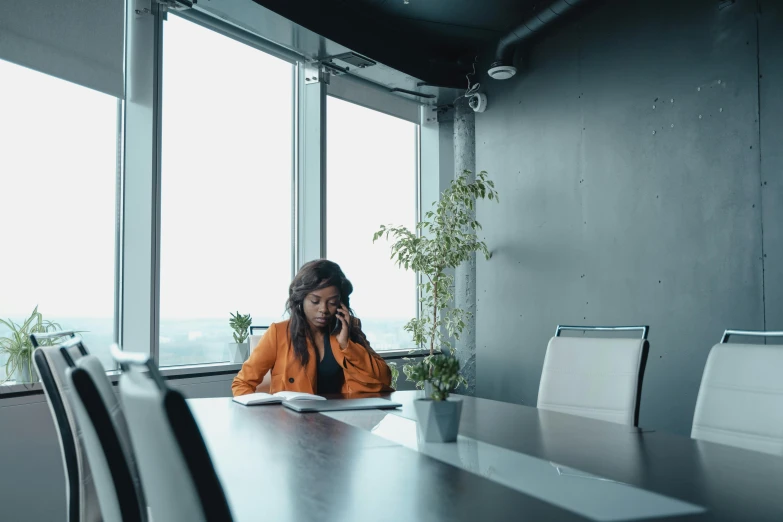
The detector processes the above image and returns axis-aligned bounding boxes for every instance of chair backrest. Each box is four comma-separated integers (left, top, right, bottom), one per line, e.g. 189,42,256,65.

537,325,650,426
32,334,102,522
691,330,783,455
114,347,233,522
249,326,271,392
247,326,268,356
67,355,148,522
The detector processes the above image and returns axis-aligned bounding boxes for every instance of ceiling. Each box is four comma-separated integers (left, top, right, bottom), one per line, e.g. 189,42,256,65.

251,0,551,88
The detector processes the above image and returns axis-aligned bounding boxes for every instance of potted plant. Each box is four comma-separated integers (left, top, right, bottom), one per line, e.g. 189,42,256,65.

228,311,252,363
406,354,464,442
0,306,62,384
374,169,498,442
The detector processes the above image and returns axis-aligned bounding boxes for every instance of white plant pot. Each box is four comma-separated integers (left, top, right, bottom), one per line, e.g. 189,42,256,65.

414,397,463,443
227,342,249,363
15,357,39,383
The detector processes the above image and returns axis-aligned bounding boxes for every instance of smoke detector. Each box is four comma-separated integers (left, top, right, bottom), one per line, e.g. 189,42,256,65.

488,64,517,80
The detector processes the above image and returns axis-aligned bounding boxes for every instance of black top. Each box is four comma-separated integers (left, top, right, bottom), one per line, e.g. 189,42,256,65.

317,333,344,394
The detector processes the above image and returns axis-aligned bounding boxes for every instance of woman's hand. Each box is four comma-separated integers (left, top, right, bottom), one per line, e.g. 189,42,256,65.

336,304,352,349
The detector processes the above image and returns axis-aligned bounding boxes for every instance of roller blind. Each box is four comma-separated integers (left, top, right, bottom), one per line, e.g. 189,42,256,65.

0,0,125,98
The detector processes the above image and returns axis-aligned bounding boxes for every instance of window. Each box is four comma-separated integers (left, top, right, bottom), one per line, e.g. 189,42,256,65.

158,16,294,367
326,97,418,351
0,59,119,379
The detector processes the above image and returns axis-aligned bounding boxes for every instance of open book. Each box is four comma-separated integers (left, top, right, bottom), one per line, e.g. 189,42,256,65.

232,391,326,406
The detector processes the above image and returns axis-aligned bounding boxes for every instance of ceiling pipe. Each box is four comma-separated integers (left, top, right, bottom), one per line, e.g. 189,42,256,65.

488,0,588,80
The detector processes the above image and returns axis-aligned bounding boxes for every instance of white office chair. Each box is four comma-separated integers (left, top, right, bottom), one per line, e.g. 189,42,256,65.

32,332,102,522
249,326,271,393
66,348,148,522
113,345,234,522
691,329,783,455
537,325,650,426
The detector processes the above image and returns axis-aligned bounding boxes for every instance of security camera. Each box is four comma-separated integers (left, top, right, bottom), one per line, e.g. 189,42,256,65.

468,92,487,113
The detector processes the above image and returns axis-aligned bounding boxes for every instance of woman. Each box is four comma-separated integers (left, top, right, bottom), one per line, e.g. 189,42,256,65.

232,259,393,396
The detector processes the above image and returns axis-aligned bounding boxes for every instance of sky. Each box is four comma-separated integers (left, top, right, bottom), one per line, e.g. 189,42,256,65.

0,57,117,321
326,96,417,322
158,15,294,323
0,14,417,350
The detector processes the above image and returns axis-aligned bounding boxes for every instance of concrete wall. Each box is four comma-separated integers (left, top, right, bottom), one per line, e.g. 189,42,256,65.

475,0,783,435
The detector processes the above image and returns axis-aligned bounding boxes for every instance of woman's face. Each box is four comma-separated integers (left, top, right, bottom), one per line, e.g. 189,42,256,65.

302,285,341,331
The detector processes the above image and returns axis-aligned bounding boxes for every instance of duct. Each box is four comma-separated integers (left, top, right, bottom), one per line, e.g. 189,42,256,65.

488,0,588,80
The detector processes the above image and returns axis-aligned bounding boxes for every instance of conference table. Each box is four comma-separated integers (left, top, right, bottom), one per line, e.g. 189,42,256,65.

189,391,783,521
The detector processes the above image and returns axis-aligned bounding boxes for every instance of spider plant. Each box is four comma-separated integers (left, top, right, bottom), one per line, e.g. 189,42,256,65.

0,306,62,383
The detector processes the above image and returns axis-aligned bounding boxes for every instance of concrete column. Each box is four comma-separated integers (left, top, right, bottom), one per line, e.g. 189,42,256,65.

453,98,477,395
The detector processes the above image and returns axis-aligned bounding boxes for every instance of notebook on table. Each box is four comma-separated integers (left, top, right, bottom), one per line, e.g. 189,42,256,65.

282,397,402,413
232,391,325,406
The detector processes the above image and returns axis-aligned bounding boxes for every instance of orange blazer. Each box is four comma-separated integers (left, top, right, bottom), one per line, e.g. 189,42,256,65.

232,319,393,396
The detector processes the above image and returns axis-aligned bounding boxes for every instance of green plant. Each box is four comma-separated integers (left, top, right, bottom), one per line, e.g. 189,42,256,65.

388,361,399,389
405,354,461,400
229,311,252,344
402,357,430,390
0,306,62,383
374,169,498,394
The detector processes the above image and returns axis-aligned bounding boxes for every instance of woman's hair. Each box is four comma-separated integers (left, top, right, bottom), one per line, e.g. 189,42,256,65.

285,259,371,367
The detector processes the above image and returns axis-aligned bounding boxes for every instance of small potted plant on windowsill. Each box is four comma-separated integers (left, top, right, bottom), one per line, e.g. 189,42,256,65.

228,311,252,363
0,306,61,384
406,354,464,442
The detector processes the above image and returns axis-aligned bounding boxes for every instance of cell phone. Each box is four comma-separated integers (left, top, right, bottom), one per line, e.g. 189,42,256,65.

331,310,343,334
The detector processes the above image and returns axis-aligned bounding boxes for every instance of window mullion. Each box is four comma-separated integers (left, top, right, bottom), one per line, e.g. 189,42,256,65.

419,105,441,350
120,4,164,363
297,64,327,267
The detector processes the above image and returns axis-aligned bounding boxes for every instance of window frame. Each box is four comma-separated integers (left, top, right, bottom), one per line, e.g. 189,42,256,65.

1,1,438,389
0,58,122,380
120,4,303,369
154,11,297,368
323,93,423,352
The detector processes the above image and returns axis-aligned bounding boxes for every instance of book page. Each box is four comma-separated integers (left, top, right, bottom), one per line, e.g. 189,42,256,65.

232,392,278,406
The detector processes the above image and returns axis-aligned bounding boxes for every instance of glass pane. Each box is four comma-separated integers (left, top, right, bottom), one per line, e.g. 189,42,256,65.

159,15,293,367
326,97,417,351
0,59,118,379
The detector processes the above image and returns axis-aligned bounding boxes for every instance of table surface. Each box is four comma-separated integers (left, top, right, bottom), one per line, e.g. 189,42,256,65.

188,391,783,522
